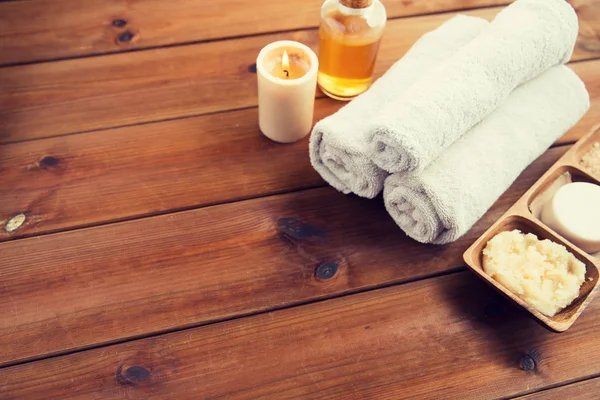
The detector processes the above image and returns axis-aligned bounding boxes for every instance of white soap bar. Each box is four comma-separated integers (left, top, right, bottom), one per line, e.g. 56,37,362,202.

541,182,600,253
530,172,572,219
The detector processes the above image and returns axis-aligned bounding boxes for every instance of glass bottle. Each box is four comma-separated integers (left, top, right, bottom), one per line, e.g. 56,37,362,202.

317,0,387,101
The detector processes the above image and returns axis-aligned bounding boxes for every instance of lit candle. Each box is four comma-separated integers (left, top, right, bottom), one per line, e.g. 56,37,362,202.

257,40,319,143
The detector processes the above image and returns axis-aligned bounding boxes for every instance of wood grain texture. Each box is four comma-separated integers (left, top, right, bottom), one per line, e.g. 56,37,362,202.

0,106,323,240
1,4,599,144
1,58,598,241
2,270,600,399
557,60,600,145
0,146,567,367
0,0,512,65
516,377,600,399
574,0,600,56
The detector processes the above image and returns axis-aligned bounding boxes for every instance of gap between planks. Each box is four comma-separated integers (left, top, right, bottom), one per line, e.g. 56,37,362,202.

511,374,600,399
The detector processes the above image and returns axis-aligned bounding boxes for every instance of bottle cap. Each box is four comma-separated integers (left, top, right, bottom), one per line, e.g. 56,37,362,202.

340,0,373,8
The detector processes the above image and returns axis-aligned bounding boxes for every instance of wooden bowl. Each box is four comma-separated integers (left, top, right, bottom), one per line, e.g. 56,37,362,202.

464,126,600,332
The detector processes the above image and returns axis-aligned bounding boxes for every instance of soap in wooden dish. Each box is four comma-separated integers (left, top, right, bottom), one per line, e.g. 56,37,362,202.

528,166,600,254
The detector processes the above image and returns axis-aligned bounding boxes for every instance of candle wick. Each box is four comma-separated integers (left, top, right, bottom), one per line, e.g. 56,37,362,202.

284,69,289,78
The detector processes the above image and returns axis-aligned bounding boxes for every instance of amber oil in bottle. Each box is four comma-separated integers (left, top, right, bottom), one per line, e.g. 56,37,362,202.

317,0,387,100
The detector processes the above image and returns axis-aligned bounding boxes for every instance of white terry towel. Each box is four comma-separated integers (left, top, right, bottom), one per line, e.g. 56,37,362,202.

383,65,590,245
308,15,489,198
369,0,579,174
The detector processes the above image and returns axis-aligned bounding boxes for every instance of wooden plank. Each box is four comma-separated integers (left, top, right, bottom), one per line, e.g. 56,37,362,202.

1,4,599,144
0,146,567,367
0,0,512,66
1,58,598,241
3,270,600,399
556,60,600,145
0,106,323,240
516,377,600,399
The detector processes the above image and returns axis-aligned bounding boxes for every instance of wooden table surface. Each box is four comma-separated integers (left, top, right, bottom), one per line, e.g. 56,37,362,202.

1,0,600,398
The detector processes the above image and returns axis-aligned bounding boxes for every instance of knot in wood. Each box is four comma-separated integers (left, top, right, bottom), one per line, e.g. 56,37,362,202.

39,156,60,169
315,262,338,281
112,19,127,28
117,365,151,385
5,213,26,233
277,217,324,242
519,355,536,371
118,31,134,42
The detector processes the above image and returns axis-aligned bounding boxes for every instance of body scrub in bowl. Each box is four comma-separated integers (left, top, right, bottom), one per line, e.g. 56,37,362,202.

483,229,586,317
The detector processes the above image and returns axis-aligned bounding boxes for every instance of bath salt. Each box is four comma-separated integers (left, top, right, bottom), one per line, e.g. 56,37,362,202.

581,142,600,177
483,229,586,317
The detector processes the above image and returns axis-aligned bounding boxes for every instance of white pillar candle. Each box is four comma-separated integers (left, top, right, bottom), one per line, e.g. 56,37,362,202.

257,40,319,143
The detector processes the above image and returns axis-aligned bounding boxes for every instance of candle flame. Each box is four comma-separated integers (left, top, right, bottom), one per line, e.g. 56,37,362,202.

282,50,290,71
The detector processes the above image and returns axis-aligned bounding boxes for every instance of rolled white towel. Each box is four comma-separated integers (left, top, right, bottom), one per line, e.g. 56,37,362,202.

369,0,579,174
309,15,489,198
384,65,590,245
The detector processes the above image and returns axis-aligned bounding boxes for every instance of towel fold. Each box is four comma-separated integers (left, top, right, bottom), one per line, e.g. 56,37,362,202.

383,65,590,245
369,0,579,174
309,15,489,198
